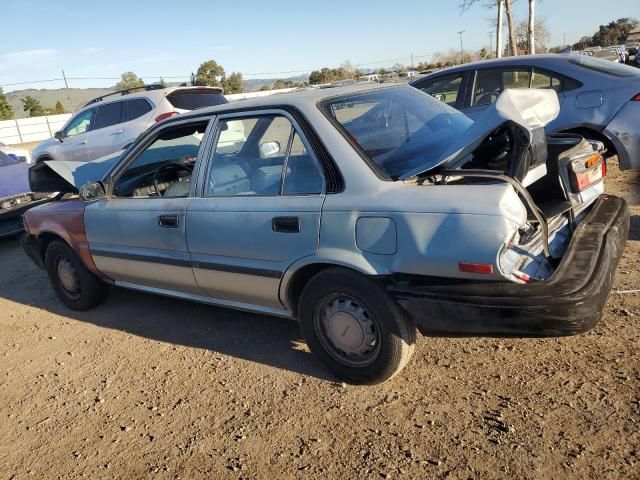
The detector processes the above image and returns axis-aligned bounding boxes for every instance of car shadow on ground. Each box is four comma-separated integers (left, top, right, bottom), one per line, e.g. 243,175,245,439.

0,237,337,383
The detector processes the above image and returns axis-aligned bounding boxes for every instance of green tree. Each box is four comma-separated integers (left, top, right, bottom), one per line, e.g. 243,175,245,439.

222,72,243,94
114,71,145,91
194,60,225,87
0,88,14,120
573,18,639,49
21,96,45,117
54,100,65,114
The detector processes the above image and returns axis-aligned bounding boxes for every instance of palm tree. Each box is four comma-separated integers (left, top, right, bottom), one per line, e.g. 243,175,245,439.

496,0,504,58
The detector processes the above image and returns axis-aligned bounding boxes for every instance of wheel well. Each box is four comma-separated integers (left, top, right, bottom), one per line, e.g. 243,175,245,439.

36,232,67,262
35,155,53,164
561,127,617,157
287,263,363,317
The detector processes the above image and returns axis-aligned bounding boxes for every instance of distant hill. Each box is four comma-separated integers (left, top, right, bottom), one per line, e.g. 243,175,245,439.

5,74,310,119
6,88,114,119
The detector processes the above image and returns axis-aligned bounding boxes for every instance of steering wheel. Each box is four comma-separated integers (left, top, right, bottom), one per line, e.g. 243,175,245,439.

151,163,193,197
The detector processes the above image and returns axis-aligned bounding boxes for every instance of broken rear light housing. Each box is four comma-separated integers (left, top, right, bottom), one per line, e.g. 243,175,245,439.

570,153,605,192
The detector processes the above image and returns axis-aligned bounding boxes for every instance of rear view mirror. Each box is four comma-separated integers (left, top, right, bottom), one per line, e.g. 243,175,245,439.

259,141,280,158
79,181,106,201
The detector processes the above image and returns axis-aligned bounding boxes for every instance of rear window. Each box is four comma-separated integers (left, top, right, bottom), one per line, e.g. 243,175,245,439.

167,89,228,110
569,55,639,78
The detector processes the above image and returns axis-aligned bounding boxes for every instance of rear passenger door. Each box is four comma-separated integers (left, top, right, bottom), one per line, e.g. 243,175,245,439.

89,100,126,160
187,110,325,310
123,98,154,144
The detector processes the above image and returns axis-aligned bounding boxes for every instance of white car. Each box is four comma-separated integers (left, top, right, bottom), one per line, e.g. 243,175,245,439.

31,85,228,164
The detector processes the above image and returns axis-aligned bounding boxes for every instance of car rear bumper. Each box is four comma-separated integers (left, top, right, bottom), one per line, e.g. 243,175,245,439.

387,194,629,336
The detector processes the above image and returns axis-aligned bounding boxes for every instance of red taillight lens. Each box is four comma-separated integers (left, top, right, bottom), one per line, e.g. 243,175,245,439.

631,92,640,101
458,262,494,274
570,153,605,192
155,111,179,122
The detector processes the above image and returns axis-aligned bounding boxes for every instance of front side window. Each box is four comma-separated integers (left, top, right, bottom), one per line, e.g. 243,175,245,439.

473,68,531,106
204,114,323,196
418,74,464,106
322,87,473,179
64,109,94,137
94,101,124,130
113,121,208,198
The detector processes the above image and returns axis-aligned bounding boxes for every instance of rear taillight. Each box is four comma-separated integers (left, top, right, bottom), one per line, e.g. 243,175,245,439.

570,153,605,192
458,262,494,274
155,111,179,122
632,93,640,101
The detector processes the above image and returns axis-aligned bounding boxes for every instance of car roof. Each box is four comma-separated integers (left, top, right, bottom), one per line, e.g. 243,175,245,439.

410,54,583,81
175,82,398,119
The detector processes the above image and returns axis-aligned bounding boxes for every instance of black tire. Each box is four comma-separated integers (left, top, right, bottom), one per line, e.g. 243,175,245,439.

45,240,108,310
299,267,415,384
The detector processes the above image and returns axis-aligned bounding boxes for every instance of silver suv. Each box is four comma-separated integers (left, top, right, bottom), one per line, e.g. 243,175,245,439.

31,85,227,163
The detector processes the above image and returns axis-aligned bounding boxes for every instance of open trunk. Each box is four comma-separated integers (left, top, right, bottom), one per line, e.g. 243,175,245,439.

430,127,607,283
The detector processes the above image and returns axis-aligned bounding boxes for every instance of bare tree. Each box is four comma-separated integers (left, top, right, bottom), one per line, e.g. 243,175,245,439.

528,0,536,54
504,0,518,56
459,0,505,58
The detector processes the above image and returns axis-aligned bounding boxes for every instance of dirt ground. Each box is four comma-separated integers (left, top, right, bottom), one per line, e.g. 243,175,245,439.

1,159,638,480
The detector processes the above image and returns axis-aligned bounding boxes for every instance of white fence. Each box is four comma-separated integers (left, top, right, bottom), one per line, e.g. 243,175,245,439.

0,114,72,145
0,87,302,146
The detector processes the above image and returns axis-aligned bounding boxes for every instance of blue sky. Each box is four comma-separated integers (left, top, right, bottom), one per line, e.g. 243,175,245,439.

0,0,637,91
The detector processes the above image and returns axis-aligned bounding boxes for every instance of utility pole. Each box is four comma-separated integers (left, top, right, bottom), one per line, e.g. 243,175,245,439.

488,31,494,57
457,30,466,65
61,68,72,111
411,52,414,70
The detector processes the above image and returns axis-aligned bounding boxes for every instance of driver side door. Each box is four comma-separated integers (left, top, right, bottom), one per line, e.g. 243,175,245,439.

58,108,96,162
84,118,211,295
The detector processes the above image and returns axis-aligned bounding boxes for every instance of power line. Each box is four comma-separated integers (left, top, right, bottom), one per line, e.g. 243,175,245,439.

0,52,435,88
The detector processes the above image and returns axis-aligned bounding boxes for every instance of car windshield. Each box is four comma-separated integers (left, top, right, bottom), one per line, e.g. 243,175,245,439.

321,87,473,179
569,55,640,77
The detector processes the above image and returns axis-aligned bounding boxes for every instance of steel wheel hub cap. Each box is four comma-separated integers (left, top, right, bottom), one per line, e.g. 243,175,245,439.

317,296,379,365
57,258,78,294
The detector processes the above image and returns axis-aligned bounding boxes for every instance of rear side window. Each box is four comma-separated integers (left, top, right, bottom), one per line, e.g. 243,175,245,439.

531,69,562,92
166,90,228,110
417,74,464,107
94,101,124,130
126,99,152,121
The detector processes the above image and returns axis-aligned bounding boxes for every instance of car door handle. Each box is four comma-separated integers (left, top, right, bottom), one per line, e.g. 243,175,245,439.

79,139,87,145
111,129,123,136
158,214,179,228
272,216,299,233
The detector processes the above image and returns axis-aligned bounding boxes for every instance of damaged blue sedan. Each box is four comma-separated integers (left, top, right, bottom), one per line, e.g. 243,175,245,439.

22,84,628,384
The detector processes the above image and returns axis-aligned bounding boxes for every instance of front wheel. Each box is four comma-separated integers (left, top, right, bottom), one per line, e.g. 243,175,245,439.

45,240,108,310
299,268,415,384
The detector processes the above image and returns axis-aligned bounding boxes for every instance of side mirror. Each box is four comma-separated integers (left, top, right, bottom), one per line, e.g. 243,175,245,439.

54,131,64,142
79,181,106,201
259,141,280,158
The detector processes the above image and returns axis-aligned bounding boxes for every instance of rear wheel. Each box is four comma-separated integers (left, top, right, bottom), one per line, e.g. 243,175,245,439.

299,268,415,384
45,240,108,310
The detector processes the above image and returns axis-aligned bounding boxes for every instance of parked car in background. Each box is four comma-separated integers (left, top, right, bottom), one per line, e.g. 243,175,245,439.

22,84,628,384
0,141,31,164
0,151,50,237
31,84,228,164
411,54,640,170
